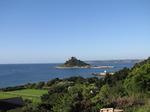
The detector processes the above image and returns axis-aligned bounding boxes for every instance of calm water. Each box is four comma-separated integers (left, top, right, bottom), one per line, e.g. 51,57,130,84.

0,62,136,88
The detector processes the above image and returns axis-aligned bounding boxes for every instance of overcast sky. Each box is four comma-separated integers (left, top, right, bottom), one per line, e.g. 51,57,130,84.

0,0,150,64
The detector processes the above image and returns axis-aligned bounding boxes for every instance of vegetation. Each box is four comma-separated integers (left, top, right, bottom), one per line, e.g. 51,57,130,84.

124,58,150,95
1,57,150,112
0,89,48,103
0,92,18,99
58,57,90,67
6,89,48,96
0,85,25,92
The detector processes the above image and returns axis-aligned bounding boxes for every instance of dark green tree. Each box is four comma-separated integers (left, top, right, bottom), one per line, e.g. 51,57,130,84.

46,78,59,86
124,58,150,95
25,83,36,89
36,81,45,89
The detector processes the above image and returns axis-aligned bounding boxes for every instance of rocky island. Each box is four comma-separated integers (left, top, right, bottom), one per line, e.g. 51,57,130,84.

56,57,115,68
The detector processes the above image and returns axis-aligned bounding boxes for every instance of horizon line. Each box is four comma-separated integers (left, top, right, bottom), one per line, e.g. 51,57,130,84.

0,58,145,65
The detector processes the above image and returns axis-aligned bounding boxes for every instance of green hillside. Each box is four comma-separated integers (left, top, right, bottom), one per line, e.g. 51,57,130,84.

124,57,150,94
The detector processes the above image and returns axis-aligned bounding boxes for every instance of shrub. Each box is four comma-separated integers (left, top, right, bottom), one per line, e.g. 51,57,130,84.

46,78,59,86
25,83,36,89
113,96,136,108
35,81,45,89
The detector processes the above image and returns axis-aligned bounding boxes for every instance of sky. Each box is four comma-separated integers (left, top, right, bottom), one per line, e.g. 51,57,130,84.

0,0,150,64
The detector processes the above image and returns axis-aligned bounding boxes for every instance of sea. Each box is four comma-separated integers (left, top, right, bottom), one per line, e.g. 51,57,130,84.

0,62,136,88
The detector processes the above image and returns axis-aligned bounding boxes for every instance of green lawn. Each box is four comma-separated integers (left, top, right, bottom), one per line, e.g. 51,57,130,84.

0,92,18,99
0,89,48,102
7,89,48,96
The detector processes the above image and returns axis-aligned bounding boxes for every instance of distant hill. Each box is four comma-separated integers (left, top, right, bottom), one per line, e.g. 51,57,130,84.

58,57,90,68
85,59,143,63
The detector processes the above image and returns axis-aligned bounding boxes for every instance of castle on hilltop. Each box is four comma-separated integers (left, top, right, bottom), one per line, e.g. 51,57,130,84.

67,57,76,61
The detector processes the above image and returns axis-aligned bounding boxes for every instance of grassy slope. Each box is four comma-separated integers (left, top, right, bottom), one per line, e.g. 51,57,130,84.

7,89,48,96
0,92,18,99
0,89,48,102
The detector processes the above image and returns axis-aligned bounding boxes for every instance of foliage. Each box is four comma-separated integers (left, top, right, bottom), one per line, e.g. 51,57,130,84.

64,76,84,84
0,85,25,92
35,81,45,89
85,77,99,84
109,81,126,98
46,78,60,86
2,57,150,112
111,67,130,84
102,67,130,86
113,96,136,108
98,84,111,101
25,83,36,89
124,58,150,95
95,78,104,89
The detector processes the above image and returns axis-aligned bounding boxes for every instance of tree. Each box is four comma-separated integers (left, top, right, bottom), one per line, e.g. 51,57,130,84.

64,76,84,84
25,83,36,89
124,58,150,95
46,78,59,86
36,81,45,89
99,84,110,100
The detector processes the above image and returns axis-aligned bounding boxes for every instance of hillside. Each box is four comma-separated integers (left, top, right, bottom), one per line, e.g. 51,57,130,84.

1,57,150,112
58,57,90,68
57,57,115,68
124,57,150,94
85,59,143,63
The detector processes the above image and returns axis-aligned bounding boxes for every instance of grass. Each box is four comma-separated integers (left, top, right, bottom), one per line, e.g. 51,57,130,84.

0,89,48,102
7,89,48,96
0,92,18,99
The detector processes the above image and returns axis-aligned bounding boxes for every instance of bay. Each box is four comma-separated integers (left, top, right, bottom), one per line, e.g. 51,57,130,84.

0,62,135,88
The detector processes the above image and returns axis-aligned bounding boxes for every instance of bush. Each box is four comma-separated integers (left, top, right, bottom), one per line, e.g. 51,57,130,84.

0,85,25,92
35,81,45,89
114,96,136,108
25,83,36,89
64,76,84,84
46,78,59,86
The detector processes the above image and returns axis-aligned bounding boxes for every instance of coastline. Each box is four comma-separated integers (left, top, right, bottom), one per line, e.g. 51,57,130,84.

0,62,136,88
55,66,115,69
92,72,115,76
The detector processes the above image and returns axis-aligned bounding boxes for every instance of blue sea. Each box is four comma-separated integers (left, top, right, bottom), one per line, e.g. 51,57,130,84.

0,62,136,88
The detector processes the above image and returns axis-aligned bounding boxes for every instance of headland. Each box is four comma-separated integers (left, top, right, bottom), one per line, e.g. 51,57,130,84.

56,57,115,68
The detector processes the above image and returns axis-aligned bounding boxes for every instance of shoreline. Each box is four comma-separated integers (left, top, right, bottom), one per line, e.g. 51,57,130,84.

92,72,115,76
55,66,115,69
